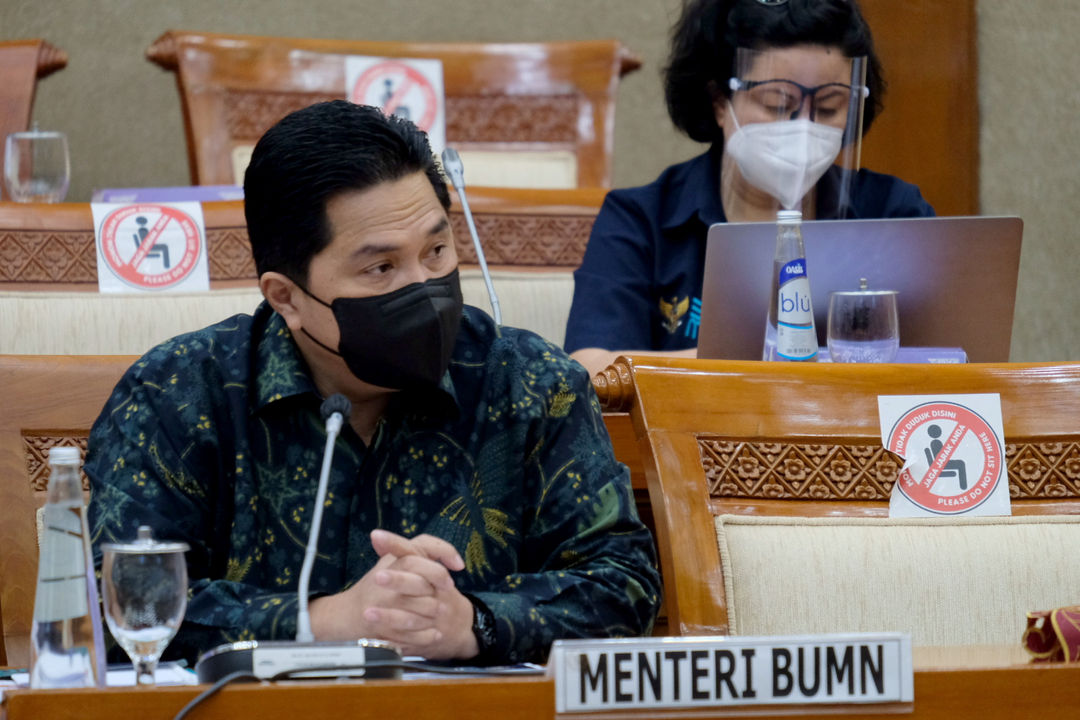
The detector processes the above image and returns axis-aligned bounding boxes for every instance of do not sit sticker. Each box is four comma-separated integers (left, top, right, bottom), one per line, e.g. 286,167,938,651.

878,394,1010,518
91,202,210,293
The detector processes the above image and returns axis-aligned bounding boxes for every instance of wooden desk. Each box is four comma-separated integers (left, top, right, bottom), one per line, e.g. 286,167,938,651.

0,676,554,720
3,647,1079,719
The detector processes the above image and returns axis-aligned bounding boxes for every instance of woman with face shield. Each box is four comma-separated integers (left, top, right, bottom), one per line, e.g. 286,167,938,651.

564,0,935,377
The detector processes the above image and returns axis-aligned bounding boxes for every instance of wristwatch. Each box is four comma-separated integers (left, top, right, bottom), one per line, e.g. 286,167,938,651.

467,594,497,660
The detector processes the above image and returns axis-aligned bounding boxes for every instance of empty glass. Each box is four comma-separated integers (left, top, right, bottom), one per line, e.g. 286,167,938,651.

827,279,900,362
101,526,189,686
3,127,70,202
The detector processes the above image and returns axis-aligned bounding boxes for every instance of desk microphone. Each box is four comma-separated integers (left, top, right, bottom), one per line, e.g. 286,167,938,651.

194,394,402,683
441,147,502,325
295,394,350,642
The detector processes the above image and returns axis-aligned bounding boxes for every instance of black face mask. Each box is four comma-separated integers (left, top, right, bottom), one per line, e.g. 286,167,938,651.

298,269,463,390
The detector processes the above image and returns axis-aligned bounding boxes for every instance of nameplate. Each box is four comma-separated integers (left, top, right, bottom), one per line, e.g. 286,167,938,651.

549,634,913,713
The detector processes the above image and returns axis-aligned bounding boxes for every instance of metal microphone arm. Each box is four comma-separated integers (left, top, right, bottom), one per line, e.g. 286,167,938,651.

295,394,352,642
441,147,502,325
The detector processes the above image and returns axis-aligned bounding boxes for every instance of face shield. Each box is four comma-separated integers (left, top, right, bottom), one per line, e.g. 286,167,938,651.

722,46,868,217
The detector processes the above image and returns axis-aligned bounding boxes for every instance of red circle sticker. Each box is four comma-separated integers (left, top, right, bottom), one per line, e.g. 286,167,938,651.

350,61,439,131
99,204,202,290
886,401,1003,514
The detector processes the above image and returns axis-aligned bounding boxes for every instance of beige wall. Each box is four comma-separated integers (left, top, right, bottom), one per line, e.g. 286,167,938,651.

3,0,1078,360
978,1,1080,361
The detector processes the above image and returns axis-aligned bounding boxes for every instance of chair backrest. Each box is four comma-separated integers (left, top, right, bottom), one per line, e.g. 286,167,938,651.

0,188,601,287
0,200,252,291
0,39,68,202
0,354,136,667
145,31,641,189
595,357,1080,641
0,188,602,351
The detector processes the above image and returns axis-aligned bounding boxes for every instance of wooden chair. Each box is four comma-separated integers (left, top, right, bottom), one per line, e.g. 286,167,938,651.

0,39,68,202
145,31,641,189
595,357,1080,642
0,200,251,291
0,187,603,351
0,354,136,667
0,188,602,288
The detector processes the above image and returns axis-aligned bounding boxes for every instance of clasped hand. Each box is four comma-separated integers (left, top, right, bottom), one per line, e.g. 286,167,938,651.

308,529,479,660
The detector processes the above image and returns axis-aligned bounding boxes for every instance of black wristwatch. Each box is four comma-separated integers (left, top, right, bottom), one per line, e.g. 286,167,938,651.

467,594,497,660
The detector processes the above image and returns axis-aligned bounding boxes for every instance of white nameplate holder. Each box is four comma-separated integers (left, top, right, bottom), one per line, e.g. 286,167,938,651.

548,633,913,714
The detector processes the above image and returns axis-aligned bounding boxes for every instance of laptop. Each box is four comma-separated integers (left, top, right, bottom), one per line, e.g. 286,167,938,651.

696,216,1023,363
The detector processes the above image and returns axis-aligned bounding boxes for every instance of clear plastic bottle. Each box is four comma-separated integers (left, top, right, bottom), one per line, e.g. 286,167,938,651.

29,446,106,689
763,210,818,361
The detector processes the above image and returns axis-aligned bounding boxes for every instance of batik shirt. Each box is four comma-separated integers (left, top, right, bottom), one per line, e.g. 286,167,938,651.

87,303,661,665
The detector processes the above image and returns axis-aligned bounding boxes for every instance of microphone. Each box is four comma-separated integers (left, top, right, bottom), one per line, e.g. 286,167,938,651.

441,147,502,325
295,394,351,642
194,393,402,683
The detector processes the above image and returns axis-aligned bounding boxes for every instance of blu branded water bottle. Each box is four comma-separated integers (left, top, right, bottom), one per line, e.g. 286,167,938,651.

763,210,818,361
30,446,107,688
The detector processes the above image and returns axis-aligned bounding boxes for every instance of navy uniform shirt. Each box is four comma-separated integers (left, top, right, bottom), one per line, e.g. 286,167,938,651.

564,147,935,353
87,303,661,665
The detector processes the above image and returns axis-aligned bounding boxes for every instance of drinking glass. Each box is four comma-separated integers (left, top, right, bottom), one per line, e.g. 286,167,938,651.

101,526,189,686
827,279,900,363
3,128,71,202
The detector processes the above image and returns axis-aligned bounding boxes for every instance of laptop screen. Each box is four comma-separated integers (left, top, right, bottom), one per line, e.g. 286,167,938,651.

696,216,1023,363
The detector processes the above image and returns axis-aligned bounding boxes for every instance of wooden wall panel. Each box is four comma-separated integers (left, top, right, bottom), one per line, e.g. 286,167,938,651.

859,0,979,216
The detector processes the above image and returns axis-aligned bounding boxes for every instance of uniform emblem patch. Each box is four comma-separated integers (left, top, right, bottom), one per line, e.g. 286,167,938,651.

659,296,690,334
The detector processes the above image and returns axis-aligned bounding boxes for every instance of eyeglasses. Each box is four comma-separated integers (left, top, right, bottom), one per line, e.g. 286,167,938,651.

728,77,869,124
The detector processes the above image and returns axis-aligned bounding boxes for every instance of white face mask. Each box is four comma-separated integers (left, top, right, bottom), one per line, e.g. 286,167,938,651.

724,103,844,210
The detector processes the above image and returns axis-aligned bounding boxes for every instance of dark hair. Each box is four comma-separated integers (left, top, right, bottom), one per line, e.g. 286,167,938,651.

664,0,885,144
244,100,450,282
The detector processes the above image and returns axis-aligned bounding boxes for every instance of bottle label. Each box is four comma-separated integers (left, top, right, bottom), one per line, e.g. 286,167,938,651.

34,502,90,621
776,258,818,361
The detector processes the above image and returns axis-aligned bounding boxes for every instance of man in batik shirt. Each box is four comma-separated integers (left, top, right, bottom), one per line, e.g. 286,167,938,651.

86,101,661,665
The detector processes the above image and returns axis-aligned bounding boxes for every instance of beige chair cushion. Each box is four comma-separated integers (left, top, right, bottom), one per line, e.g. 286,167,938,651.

715,514,1080,647
0,288,265,355
0,269,573,355
454,150,578,190
231,144,578,190
460,268,574,347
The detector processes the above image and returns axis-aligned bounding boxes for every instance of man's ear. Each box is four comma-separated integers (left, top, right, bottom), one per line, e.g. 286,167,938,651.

260,272,304,332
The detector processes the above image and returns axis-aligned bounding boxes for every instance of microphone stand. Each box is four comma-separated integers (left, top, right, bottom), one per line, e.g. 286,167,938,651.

295,394,349,642
441,147,502,325
194,395,402,683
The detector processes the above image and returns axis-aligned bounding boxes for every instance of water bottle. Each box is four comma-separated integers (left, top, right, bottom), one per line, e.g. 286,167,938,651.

29,446,106,688
763,210,818,361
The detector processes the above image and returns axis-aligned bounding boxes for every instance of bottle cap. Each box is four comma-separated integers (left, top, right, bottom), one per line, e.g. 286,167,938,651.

48,446,81,464
777,210,802,224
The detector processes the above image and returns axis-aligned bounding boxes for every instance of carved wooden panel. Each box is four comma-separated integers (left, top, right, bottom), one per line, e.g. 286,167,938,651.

222,90,580,144
0,211,589,282
0,227,256,283
225,91,341,141
449,214,591,266
23,434,90,493
1008,442,1080,498
205,226,256,279
699,437,1080,501
0,231,97,283
445,95,579,143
